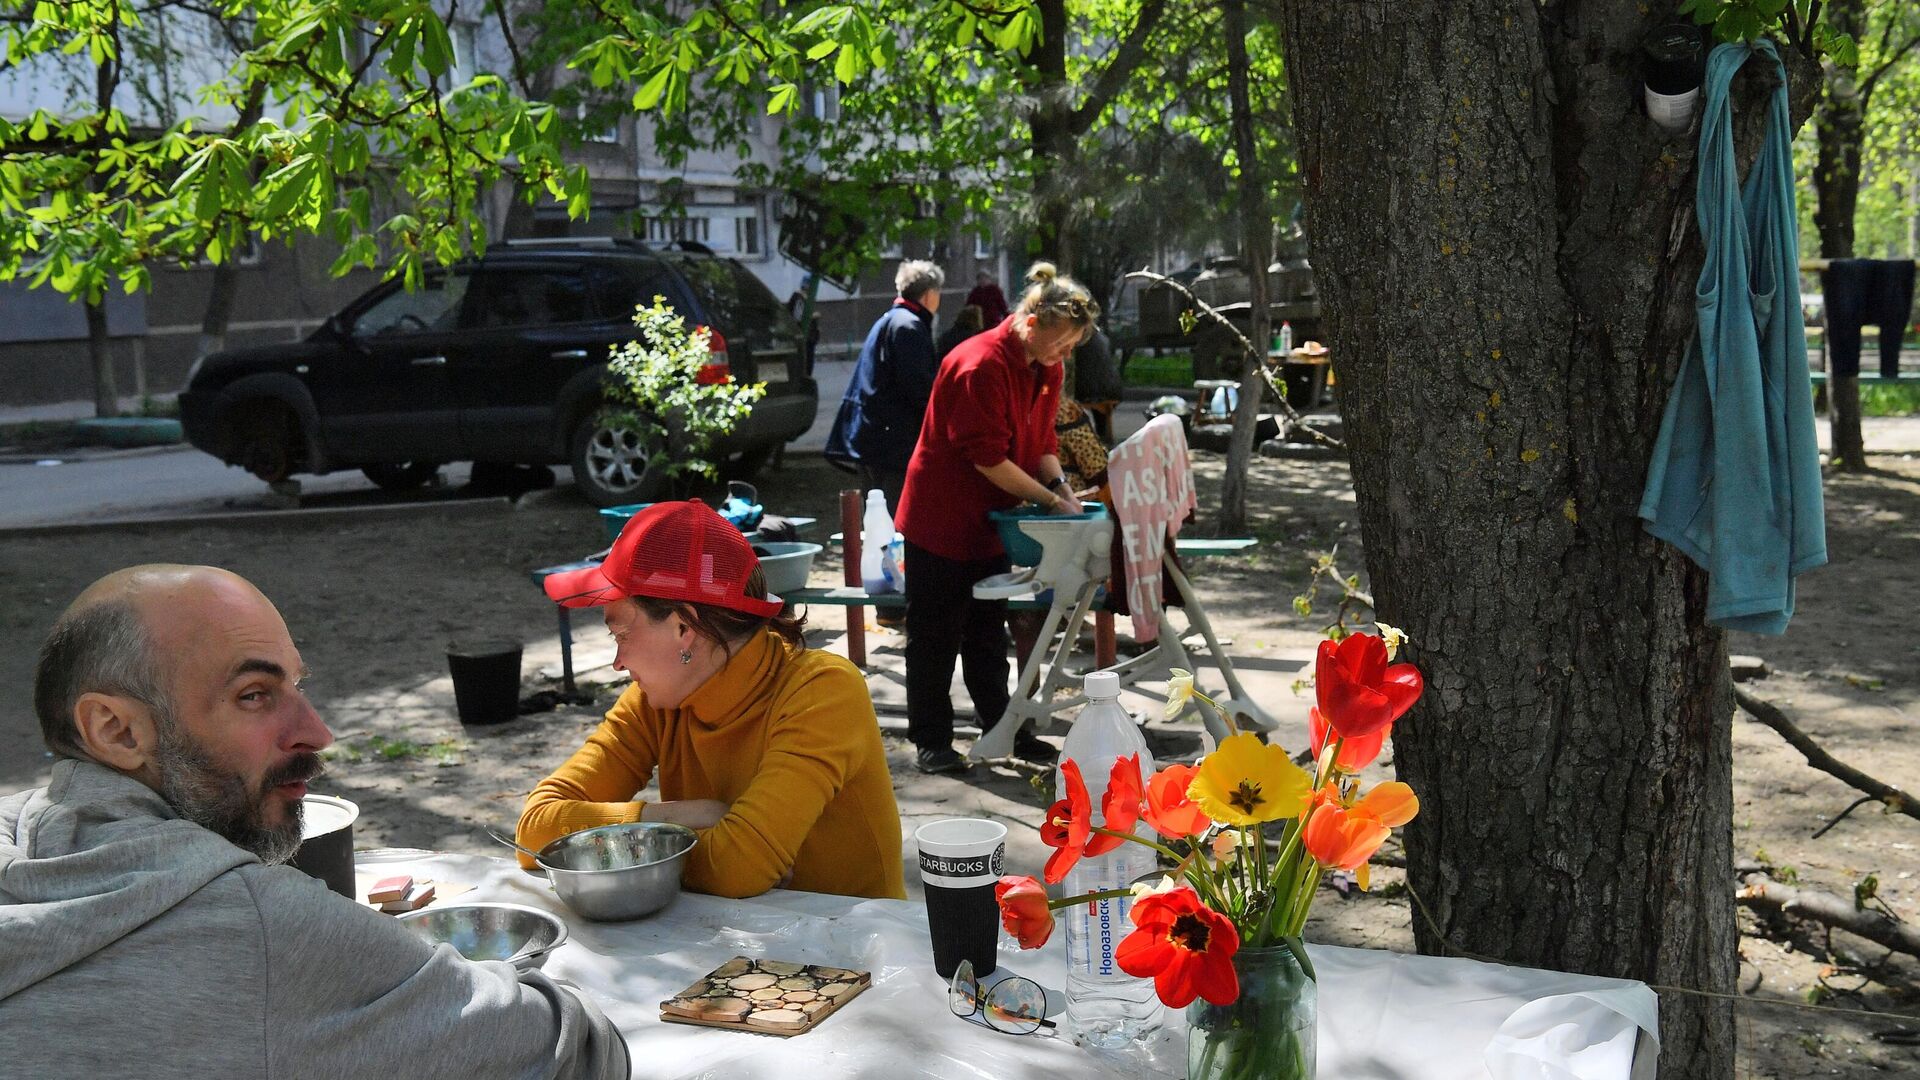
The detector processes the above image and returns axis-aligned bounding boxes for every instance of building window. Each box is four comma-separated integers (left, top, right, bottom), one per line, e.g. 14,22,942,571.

735,216,760,256
451,21,480,84
806,83,840,122
577,102,619,143
974,230,993,260
644,216,711,245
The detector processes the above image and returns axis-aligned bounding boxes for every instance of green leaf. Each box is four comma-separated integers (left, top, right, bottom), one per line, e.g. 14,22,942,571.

633,65,673,111
767,83,798,115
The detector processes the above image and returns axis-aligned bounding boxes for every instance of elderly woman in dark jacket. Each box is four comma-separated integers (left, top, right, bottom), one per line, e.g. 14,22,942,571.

823,260,945,512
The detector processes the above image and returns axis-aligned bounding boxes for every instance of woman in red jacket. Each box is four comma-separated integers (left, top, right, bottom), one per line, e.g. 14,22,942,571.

893,263,1098,774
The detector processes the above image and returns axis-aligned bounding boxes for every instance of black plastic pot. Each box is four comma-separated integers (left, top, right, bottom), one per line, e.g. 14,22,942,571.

448,640,523,726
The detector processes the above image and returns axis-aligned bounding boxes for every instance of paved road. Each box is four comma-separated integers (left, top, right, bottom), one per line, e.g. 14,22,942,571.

0,446,501,530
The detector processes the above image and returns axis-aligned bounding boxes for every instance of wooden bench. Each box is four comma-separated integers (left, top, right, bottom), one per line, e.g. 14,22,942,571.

1809,372,1920,387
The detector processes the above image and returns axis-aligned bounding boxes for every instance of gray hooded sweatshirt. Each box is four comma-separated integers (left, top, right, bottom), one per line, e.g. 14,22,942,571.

0,760,629,1079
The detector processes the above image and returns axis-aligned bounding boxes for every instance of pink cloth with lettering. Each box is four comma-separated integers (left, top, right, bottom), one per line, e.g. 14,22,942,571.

1106,415,1197,642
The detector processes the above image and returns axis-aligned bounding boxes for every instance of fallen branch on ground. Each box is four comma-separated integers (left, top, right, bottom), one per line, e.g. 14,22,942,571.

1733,688,1919,834
1738,873,1920,961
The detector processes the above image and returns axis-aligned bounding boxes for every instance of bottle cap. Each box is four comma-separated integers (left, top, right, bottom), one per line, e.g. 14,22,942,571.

1083,670,1120,699
867,489,885,503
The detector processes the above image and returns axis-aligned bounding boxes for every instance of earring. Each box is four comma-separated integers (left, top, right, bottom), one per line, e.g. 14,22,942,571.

679,650,692,665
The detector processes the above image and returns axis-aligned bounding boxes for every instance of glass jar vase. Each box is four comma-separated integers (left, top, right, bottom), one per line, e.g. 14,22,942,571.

1184,943,1317,1080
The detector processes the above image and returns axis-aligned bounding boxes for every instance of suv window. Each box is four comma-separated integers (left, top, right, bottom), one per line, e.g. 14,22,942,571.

468,267,593,329
352,273,470,336
586,261,680,323
671,256,800,343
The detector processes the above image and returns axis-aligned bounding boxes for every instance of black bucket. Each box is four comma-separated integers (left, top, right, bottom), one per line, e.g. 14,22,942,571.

448,640,523,726
290,794,359,898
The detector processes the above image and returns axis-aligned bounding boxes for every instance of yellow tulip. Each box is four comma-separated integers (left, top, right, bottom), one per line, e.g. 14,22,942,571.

1187,732,1311,826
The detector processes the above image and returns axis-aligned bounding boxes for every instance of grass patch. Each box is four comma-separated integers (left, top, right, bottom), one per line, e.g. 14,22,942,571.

322,735,470,767
1123,352,1193,388
1859,382,1920,417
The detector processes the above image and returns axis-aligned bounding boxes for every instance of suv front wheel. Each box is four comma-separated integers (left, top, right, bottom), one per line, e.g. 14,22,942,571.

570,410,670,507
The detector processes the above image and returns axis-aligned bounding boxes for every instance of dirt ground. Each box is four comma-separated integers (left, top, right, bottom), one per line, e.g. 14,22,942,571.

2,448,1916,1077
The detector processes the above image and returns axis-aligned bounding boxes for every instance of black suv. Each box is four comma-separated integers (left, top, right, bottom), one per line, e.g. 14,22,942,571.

179,239,817,506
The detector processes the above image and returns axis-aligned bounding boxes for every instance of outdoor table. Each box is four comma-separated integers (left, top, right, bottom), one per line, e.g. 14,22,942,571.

362,850,1659,1079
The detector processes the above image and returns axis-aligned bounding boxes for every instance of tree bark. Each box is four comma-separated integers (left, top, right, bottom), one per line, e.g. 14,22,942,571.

1025,0,1076,267
85,299,118,418
1219,0,1269,534
1814,0,1870,470
1274,6,1816,1076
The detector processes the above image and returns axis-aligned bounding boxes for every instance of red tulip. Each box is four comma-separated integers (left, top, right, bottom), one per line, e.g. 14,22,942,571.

1040,759,1097,883
1315,633,1423,739
1143,763,1212,839
1093,754,1145,856
1308,706,1388,771
1114,885,1241,1008
994,875,1055,949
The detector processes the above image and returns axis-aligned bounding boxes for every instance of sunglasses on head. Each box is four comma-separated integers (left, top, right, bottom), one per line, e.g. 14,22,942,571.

948,959,1055,1036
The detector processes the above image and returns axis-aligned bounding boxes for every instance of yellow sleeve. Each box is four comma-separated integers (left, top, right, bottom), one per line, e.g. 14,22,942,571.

515,684,657,870
681,662,873,898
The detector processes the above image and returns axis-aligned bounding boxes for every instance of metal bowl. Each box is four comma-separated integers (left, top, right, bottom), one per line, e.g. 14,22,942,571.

397,902,568,970
535,821,698,922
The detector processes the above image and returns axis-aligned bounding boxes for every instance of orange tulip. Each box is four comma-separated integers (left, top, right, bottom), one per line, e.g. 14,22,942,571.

1143,763,1212,839
994,875,1055,949
1301,800,1391,871
1308,706,1388,772
1302,781,1419,871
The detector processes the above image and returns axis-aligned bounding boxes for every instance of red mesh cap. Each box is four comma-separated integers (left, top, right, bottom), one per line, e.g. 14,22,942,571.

543,500,785,616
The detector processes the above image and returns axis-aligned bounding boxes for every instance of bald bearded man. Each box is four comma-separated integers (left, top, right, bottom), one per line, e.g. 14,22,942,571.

0,565,629,1080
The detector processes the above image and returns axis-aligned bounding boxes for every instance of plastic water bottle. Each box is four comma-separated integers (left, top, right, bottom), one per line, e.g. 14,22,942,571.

861,490,896,594
1058,671,1162,1049
1279,319,1294,357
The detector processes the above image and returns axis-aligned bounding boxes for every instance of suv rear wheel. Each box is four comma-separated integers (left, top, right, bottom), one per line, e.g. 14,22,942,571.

233,403,301,483
570,410,670,507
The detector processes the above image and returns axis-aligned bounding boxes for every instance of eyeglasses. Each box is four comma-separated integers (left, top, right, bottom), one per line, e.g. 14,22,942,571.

948,959,1055,1036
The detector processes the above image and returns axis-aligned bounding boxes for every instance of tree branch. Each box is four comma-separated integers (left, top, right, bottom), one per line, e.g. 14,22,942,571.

1122,266,1342,448
1739,872,1920,959
1066,0,1169,135
1734,687,1920,828
1860,31,1920,95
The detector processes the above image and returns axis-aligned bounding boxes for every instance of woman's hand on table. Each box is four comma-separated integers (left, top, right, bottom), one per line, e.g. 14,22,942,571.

1049,491,1084,515
642,798,728,829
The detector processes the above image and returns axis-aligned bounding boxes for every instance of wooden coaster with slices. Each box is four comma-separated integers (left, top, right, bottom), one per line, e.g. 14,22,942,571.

659,956,870,1036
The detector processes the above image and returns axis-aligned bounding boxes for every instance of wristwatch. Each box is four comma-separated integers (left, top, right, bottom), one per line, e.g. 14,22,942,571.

1045,475,1069,492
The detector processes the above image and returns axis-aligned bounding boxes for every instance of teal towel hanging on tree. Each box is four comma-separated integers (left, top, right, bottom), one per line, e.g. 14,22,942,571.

1639,39,1827,635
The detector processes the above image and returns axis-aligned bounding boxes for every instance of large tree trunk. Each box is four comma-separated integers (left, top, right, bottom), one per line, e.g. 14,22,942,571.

1276,6,1816,1076
1219,0,1269,534
85,299,118,418
1025,0,1077,267
1813,0,1869,470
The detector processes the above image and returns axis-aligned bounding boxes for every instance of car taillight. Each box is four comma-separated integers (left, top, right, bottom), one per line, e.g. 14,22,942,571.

697,329,731,385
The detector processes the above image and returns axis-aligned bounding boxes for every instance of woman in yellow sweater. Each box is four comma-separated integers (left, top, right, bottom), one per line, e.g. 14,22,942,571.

519,500,905,900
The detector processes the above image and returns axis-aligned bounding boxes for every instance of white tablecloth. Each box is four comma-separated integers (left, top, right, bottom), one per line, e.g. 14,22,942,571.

361,851,1659,1080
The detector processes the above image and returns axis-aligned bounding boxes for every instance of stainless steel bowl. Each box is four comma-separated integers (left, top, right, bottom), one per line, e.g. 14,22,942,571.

535,821,698,922
398,902,568,970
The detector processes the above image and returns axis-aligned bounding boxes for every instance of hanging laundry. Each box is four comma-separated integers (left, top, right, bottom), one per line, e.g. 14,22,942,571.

1821,259,1916,379
1639,40,1827,635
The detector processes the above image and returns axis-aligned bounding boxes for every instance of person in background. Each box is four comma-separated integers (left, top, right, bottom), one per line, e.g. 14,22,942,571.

2,565,628,1080
936,303,986,363
823,259,945,514
893,262,1098,775
965,269,1011,329
520,500,905,901
1073,323,1125,444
